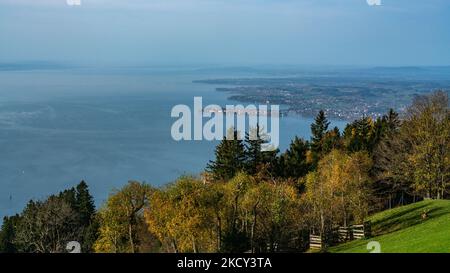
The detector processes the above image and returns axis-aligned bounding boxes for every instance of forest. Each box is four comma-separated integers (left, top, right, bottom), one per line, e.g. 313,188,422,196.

0,90,448,253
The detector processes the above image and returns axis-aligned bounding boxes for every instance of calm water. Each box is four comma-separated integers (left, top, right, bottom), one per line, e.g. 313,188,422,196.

0,69,346,219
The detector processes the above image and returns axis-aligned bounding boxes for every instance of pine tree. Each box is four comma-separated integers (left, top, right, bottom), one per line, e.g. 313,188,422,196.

207,129,246,181
75,181,98,253
371,110,399,152
245,125,264,175
55,181,98,252
343,116,376,153
244,124,279,175
75,181,96,226
58,188,77,208
0,216,18,253
385,108,400,132
279,137,311,180
357,116,374,151
310,110,330,166
322,126,342,154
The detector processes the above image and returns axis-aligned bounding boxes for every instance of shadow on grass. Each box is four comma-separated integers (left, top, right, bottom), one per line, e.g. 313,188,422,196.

372,203,447,235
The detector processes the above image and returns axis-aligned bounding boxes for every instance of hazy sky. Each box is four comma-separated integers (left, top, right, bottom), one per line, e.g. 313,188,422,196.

1,0,449,66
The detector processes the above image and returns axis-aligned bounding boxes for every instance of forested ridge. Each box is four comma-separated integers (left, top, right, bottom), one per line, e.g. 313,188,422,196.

0,91,448,253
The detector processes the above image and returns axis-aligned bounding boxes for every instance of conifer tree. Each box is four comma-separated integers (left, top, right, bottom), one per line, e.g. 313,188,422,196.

322,126,342,154
207,129,246,181
310,110,330,166
385,108,401,132
0,216,18,253
75,181,96,226
245,124,279,175
245,125,264,175
75,181,98,253
343,116,375,153
279,136,310,180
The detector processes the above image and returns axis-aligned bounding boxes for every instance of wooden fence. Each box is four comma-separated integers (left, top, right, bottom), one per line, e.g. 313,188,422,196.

309,221,372,250
351,221,372,240
309,234,322,250
337,226,352,242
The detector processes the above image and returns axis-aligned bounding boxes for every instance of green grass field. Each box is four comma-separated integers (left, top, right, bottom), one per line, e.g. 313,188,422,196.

329,200,450,253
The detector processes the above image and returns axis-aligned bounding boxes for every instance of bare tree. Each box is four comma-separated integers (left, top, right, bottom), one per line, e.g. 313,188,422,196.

15,197,80,253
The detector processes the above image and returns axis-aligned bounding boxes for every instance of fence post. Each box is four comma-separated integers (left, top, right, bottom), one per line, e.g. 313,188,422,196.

309,234,323,250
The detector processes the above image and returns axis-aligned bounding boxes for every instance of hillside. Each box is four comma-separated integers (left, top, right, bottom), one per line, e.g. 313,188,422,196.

330,200,450,253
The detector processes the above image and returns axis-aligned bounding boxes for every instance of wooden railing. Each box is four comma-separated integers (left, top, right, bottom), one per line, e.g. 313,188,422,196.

309,221,372,250
351,221,372,240
309,234,322,250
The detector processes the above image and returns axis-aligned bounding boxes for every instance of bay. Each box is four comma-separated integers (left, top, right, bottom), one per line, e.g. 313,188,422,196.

0,68,347,219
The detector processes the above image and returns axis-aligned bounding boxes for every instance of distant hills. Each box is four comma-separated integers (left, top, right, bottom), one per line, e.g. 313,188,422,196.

0,61,73,71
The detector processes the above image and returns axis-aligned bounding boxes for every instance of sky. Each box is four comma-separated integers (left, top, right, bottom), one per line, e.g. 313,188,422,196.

0,0,449,66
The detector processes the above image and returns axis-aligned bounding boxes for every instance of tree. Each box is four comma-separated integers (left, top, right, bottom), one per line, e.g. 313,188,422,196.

343,152,374,222
242,181,302,253
344,110,400,155
245,125,264,175
75,181,96,227
245,124,279,176
304,150,373,239
405,91,450,199
56,181,98,252
146,176,219,253
94,181,153,253
0,181,98,253
375,91,450,200
14,197,81,253
277,137,311,181
322,126,342,154
310,110,330,166
207,129,246,181
74,181,98,252
384,108,401,132
343,116,376,153
220,173,252,253
0,216,19,253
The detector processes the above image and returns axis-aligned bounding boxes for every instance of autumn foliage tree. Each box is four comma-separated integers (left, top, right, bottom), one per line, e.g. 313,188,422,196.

375,91,450,200
144,173,306,253
145,176,218,253
1,91,447,254
0,181,97,253
304,150,373,238
94,181,154,253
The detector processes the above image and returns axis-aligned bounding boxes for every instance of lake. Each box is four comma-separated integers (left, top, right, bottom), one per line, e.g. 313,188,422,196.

0,68,347,219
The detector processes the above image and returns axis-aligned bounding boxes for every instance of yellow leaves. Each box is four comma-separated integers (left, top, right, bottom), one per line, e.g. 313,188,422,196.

145,177,218,253
306,150,314,164
396,91,450,198
227,172,253,192
305,149,373,229
143,172,304,253
94,181,153,253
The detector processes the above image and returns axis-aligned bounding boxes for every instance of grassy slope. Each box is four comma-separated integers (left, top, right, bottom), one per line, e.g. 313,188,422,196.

329,200,450,253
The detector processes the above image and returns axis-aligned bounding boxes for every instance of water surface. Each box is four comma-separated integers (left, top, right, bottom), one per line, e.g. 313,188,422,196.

0,69,346,218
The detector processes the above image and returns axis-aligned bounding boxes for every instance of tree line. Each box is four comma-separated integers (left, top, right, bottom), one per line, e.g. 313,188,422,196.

0,90,448,253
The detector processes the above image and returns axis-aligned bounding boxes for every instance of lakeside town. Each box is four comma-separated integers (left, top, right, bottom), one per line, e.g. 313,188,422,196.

196,68,450,120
